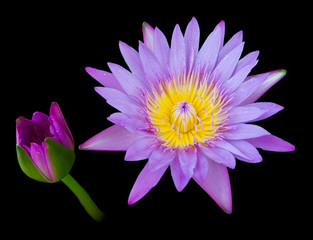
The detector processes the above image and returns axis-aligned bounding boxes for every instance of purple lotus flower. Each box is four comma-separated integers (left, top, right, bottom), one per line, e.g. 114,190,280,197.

16,102,74,182
80,17,295,213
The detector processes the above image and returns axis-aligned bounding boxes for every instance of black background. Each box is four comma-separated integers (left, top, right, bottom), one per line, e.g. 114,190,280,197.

4,1,308,238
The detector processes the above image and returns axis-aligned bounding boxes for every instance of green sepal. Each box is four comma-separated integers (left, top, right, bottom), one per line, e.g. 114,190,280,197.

44,138,75,182
16,145,50,183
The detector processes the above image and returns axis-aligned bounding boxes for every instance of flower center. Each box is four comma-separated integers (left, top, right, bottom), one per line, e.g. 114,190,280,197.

170,101,198,133
145,71,229,149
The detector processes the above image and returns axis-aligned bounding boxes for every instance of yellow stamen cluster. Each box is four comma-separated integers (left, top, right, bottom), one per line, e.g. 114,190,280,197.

145,72,229,149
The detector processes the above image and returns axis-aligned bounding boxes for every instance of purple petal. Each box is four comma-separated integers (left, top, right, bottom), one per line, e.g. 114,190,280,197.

178,147,197,179
148,147,176,172
193,158,232,214
184,17,200,71
247,134,295,152
199,144,236,169
194,148,209,182
107,99,143,117
16,116,25,146
128,162,168,205
213,139,247,159
224,124,270,140
195,21,224,73
228,140,262,163
95,87,143,116
227,105,268,124
16,117,37,149
79,125,143,151
230,72,270,106
223,65,255,94
213,42,244,84
139,41,167,86
49,102,74,149
108,62,146,96
169,24,186,78
94,86,137,103
233,50,259,75
107,112,152,137
49,115,74,150
217,31,243,64
107,112,129,127
154,27,170,69
241,69,286,105
119,41,147,84
85,67,124,92
170,156,191,192
142,22,155,52
244,102,284,122
125,137,156,161
31,112,52,141
30,142,52,181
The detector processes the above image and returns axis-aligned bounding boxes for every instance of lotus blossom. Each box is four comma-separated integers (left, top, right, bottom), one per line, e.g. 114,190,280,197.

80,17,295,213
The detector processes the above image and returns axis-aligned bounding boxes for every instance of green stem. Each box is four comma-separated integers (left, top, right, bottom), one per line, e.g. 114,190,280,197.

62,174,105,223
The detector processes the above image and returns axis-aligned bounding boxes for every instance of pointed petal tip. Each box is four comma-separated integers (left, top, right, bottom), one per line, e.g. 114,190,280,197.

216,193,233,214
193,158,232,215
50,101,59,107
142,21,152,28
219,20,225,25
216,20,225,30
118,40,126,48
279,69,287,75
85,66,92,73
16,116,26,125
270,69,287,80
224,207,233,214
285,142,295,152
290,144,295,152
127,197,137,205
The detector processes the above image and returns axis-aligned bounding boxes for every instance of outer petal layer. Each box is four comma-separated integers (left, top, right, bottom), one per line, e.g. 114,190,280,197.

193,158,232,213
170,156,190,192
79,125,143,151
142,22,154,51
224,124,270,140
195,21,224,73
124,137,156,161
85,67,124,92
128,162,168,205
247,134,295,152
241,69,286,104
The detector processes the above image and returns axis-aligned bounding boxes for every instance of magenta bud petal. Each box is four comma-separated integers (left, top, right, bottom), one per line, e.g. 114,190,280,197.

49,102,74,150
16,144,50,183
30,142,54,181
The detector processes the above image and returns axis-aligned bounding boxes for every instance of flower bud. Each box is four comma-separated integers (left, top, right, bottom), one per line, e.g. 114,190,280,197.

16,102,75,183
